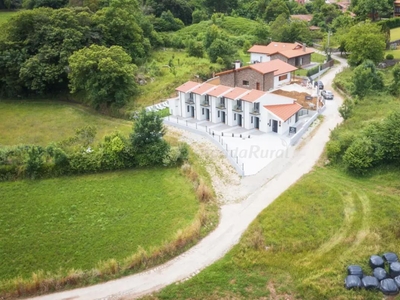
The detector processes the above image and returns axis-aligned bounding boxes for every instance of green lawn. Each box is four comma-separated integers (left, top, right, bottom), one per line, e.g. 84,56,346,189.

390,27,400,42
148,167,400,300
0,100,132,146
385,49,400,59
0,10,17,26
311,52,327,63
0,168,200,281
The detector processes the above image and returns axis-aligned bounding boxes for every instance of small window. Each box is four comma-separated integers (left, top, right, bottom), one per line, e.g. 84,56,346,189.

187,106,190,112
234,113,236,121
279,74,288,81
202,108,204,115
242,80,249,86
251,116,253,124
218,111,220,118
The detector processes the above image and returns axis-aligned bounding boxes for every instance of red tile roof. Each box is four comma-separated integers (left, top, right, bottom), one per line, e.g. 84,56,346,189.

250,60,297,76
207,85,232,97
291,14,313,22
224,87,250,100
241,90,266,103
176,81,201,93
248,42,314,59
264,103,302,121
191,83,217,95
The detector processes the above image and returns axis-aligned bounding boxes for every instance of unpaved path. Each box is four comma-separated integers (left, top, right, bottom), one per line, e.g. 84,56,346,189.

29,55,347,300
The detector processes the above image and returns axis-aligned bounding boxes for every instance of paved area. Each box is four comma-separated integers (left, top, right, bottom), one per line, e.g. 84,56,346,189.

29,54,347,300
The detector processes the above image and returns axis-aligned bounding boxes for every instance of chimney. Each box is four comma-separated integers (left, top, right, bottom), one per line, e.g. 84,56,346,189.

234,60,241,69
303,43,306,52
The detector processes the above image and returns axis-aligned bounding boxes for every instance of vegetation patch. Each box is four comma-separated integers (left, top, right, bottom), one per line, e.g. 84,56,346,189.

0,10,17,25
0,100,132,146
390,27,400,41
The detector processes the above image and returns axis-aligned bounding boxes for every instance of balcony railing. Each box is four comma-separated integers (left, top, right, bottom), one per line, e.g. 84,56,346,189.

250,109,260,115
233,105,242,112
185,97,194,104
216,103,225,109
200,100,210,107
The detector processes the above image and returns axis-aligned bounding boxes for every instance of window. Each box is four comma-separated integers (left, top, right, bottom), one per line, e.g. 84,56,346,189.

242,80,249,86
220,97,225,107
202,108,204,115
187,106,189,112
204,95,209,105
236,100,242,110
189,92,193,99
234,113,236,121
251,116,253,124
260,56,262,62
218,111,220,118
254,102,260,112
279,74,288,81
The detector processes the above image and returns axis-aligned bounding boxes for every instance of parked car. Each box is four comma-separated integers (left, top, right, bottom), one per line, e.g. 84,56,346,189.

321,90,334,100
314,80,324,90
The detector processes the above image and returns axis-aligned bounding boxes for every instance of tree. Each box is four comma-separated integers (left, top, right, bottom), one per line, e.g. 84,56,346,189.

270,13,289,41
204,0,238,14
390,63,400,96
264,0,289,23
187,40,204,58
68,45,137,108
354,0,392,21
130,109,170,166
351,60,384,98
152,10,184,31
207,38,237,67
146,0,193,25
345,21,385,66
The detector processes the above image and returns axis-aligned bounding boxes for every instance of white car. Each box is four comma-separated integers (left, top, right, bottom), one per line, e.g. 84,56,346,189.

321,90,334,100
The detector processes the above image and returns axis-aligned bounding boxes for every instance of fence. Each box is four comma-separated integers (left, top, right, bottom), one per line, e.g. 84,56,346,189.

164,116,245,176
289,111,320,146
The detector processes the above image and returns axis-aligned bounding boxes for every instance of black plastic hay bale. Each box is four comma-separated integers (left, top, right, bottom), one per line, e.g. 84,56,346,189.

347,265,363,278
380,278,399,295
383,253,399,264
345,275,362,290
370,255,385,269
374,267,388,281
362,276,380,290
390,262,400,278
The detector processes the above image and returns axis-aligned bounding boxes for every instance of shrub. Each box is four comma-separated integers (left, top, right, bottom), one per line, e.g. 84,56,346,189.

196,180,213,202
306,65,320,77
187,40,204,58
343,136,378,174
386,53,394,60
339,98,354,120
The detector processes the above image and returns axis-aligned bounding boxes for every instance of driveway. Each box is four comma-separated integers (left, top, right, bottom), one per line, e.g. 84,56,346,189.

29,54,347,300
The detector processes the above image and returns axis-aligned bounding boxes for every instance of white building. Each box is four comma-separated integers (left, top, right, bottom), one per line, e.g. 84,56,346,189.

169,82,303,135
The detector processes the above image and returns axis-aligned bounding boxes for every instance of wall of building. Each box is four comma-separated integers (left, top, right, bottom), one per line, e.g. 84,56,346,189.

262,72,274,91
270,53,288,63
234,68,264,90
250,53,270,63
219,72,235,87
273,72,291,88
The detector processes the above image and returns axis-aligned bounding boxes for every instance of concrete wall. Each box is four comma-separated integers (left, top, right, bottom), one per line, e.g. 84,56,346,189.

169,96,181,116
273,72,291,88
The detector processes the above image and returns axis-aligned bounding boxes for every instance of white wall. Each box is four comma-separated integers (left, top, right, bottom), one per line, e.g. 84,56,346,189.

250,53,270,63
169,97,180,116
273,72,291,88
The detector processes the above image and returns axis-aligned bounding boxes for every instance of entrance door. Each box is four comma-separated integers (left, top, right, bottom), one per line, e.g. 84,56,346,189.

191,106,195,118
205,109,210,121
295,112,299,123
221,111,226,123
238,114,242,127
256,82,260,90
272,120,278,133
255,117,260,129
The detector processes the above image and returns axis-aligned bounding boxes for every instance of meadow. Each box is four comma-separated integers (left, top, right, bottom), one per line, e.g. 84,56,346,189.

0,168,200,281
0,100,132,146
142,63,400,300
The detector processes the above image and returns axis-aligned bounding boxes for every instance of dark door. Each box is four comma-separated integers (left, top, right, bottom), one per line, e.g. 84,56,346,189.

191,106,195,118
272,120,278,133
238,114,242,127
205,109,210,120
255,117,260,129
221,111,226,123
256,82,260,90
295,112,299,123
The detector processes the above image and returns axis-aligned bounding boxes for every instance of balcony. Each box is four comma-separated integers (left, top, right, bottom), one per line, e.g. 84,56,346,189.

250,109,260,115
216,102,226,109
233,105,243,112
200,100,210,107
185,97,194,104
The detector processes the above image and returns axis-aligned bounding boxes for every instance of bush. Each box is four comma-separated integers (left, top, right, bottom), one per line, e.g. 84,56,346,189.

386,54,394,60
343,136,377,174
306,65,320,77
339,98,354,120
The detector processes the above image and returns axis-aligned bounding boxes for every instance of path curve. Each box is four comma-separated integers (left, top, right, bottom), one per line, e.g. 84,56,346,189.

30,55,347,300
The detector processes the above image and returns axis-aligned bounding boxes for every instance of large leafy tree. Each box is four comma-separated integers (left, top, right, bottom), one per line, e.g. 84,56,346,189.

145,0,193,25
68,45,137,108
204,0,238,14
351,60,384,98
264,0,290,23
345,21,386,66
0,8,93,95
353,0,392,21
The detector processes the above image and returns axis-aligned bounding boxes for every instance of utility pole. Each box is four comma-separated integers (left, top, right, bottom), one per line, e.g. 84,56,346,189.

327,30,332,61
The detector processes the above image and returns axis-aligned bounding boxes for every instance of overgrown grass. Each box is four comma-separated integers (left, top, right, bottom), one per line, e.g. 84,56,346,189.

0,10,17,26
0,100,132,146
311,52,327,63
390,27,400,41
146,167,400,300
0,168,199,281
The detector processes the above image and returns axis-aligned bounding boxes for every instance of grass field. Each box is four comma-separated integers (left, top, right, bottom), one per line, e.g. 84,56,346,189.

0,168,200,281
0,100,132,146
143,67,400,300
0,10,17,26
385,49,400,59
390,27,400,42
